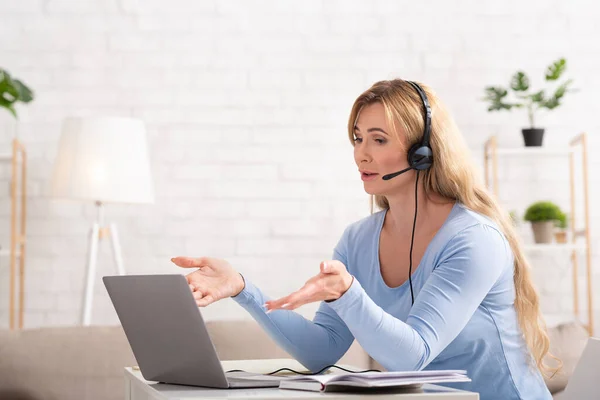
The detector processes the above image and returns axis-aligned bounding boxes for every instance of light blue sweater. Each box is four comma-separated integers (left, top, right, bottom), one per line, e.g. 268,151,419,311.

232,202,552,399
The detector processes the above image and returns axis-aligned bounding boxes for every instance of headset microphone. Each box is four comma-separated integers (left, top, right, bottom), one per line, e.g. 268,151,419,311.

382,166,413,180
381,158,429,180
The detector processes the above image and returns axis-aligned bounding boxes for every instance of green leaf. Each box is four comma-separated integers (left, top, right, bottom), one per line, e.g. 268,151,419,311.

540,79,574,110
484,86,508,100
555,211,568,229
529,90,545,103
0,71,19,102
510,71,529,91
543,96,560,110
483,86,524,111
13,79,34,102
483,87,509,111
0,95,17,117
545,58,566,81
554,78,573,100
487,103,511,111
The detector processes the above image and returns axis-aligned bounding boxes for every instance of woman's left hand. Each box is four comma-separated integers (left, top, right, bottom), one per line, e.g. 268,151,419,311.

264,260,354,312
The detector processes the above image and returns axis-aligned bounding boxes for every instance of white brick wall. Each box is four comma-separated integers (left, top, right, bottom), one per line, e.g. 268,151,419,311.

0,0,599,331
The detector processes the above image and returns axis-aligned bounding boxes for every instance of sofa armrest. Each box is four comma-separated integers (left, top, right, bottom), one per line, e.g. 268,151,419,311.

0,326,136,400
543,321,589,394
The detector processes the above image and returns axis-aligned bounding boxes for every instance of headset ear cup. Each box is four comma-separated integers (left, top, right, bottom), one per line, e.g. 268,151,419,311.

408,144,433,170
407,143,421,167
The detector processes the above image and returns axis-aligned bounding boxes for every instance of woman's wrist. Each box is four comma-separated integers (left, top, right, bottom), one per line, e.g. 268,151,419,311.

231,273,246,298
325,274,354,303
340,274,355,297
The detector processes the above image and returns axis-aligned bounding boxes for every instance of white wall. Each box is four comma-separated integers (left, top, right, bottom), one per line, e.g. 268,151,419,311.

0,0,599,330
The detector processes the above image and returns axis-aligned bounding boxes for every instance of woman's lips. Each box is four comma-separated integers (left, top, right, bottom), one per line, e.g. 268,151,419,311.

361,172,379,181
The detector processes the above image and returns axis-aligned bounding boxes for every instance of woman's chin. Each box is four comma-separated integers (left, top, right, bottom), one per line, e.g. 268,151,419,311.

363,186,386,196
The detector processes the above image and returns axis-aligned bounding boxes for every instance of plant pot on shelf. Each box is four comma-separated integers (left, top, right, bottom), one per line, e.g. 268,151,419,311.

522,128,545,147
554,230,568,244
531,221,554,243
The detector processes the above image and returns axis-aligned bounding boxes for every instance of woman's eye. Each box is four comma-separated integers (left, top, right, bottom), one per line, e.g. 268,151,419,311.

353,137,385,144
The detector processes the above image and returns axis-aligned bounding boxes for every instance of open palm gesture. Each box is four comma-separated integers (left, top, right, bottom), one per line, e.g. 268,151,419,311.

171,256,245,307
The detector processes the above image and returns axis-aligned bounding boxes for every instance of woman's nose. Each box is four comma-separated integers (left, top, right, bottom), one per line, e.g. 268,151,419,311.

355,144,372,163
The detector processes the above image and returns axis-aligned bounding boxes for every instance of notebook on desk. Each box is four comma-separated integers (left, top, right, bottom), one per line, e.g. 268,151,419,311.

279,369,471,392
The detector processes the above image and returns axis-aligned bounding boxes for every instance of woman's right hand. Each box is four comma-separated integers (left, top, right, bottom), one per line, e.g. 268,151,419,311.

171,256,245,307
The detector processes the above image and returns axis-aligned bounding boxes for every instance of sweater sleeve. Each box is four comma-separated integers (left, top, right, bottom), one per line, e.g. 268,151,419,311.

231,228,355,372
325,223,510,371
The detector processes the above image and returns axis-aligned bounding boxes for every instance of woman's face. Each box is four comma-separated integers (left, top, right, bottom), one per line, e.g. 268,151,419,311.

353,102,412,195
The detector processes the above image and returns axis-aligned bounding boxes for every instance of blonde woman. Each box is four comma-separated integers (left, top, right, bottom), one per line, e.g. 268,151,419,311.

172,79,554,399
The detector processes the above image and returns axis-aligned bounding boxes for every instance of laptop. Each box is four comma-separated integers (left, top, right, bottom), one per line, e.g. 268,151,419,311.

103,274,281,389
560,337,599,399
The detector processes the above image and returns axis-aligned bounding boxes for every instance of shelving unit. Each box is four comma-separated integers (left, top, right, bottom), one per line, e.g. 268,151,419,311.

1,138,27,330
484,133,593,335
522,243,587,252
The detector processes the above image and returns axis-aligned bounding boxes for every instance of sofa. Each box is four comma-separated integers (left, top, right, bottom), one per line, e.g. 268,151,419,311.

0,320,590,400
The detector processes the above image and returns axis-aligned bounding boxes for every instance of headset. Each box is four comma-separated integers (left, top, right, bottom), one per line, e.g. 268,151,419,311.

382,81,433,180
406,81,433,171
381,80,433,306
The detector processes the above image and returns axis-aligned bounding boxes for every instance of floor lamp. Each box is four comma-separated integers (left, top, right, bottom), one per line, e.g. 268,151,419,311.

50,117,155,326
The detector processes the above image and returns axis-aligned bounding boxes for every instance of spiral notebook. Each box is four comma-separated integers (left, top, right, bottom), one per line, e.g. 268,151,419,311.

279,369,471,392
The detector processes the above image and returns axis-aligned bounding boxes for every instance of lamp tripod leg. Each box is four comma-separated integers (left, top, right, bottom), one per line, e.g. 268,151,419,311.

81,223,100,326
109,223,126,276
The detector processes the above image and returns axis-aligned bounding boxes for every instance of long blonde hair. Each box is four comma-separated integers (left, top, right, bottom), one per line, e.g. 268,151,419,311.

347,79,558,375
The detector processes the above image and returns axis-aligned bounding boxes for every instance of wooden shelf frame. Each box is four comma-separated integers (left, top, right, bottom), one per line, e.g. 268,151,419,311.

1,138,27,330
484,133,593,336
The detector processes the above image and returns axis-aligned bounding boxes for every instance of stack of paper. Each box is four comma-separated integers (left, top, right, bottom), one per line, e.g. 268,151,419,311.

279,369,470,392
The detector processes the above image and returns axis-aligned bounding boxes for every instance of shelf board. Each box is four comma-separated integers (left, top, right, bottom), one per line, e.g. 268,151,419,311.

0,249,21,257
0,153,12,162
490,148,572,157
523,243,586,251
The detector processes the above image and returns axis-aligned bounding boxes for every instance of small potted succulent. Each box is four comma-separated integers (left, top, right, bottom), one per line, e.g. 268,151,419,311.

483,58,574,147
523,201,564,244
554,211,568,244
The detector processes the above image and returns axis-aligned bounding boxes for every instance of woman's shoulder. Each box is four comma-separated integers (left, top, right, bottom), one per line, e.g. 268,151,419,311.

332,210,384,261
450,203,505,238
341,209,386,241
436,203,512,262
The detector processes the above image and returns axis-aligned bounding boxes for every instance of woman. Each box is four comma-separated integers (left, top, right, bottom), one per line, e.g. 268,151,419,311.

171,79,554,399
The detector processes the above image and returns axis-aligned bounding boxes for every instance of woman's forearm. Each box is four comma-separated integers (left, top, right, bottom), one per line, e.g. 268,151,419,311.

232,277,355,372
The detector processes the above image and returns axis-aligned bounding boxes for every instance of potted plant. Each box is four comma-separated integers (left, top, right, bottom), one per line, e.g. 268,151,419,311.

554,211,568,244
523,201,564,244
483,58,574,147
0,68,34,129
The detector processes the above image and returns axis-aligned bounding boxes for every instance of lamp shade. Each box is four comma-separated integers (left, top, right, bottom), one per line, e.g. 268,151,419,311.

51,116,155,204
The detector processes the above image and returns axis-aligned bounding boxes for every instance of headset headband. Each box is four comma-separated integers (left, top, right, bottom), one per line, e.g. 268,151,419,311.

406,81,432,148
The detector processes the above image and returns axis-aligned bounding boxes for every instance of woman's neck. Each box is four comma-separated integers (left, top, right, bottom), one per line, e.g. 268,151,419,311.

384,188,454,238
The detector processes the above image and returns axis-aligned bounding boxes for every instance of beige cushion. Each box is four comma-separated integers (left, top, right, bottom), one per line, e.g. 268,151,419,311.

0,326,135,400
543,321,590,394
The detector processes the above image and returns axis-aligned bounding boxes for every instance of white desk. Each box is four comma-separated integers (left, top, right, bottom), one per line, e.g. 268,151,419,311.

125,361,479,400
